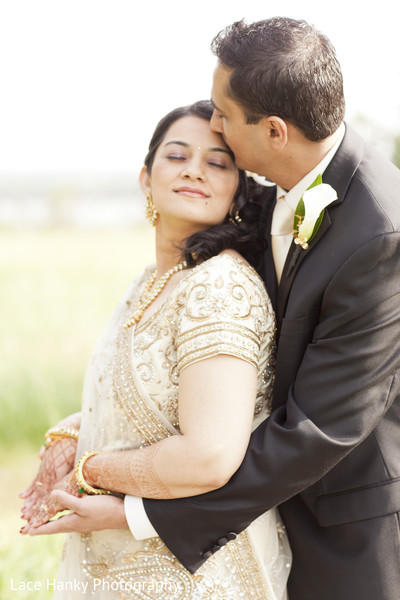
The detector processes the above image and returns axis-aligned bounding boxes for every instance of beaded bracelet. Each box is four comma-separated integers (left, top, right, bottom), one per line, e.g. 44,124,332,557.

75,451,111,495
44,426,79,448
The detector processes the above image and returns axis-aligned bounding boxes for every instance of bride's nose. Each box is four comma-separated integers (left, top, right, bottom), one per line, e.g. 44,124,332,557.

181,158,206,181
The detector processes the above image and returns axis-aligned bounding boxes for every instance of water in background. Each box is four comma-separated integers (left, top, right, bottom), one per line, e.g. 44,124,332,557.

0,174,144,228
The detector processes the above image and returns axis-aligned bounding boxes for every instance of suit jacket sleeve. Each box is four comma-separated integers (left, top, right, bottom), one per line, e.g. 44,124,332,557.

144,199,400,574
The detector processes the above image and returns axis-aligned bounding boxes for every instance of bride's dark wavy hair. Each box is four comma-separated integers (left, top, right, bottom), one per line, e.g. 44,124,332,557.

144,100,266,269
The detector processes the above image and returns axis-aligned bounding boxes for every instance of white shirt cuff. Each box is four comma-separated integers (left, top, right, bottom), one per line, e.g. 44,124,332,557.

124,495,158,540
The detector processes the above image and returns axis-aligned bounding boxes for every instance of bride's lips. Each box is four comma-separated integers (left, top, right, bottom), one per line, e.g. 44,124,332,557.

174,186,209,199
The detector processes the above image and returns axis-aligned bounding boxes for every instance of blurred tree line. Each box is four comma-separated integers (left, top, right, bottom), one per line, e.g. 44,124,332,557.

350,113,400,168
393,136,400,168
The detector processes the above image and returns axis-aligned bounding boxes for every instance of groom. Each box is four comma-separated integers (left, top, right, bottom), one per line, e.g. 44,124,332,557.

141,17,400,600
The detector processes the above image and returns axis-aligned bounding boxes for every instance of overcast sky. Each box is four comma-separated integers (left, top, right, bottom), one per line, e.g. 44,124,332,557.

1,0,399,176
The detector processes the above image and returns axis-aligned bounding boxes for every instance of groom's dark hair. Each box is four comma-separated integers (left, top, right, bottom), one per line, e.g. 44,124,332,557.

211,17,345,141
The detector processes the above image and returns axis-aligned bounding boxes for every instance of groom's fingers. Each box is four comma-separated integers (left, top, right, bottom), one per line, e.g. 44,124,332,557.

50,489,82,512
27,513,79,536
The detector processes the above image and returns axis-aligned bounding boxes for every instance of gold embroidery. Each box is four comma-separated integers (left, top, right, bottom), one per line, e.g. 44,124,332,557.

214,274,224,289
177,321,260,347
80,533,270,600
226,531,271,599
74,254,281,598
113,325,173,445
177,321,261,371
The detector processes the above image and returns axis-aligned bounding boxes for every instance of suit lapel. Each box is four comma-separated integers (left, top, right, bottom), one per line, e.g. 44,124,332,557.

275,124,364,329
276,211,331,326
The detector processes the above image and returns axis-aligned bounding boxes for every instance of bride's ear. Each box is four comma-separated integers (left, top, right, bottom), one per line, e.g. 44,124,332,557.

139,166,151,196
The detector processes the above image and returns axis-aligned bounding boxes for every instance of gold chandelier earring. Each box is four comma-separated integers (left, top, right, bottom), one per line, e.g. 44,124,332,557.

228,208,242,224
145,193,158,226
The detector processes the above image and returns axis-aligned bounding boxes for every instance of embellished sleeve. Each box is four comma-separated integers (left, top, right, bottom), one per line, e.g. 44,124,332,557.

175,256,272,372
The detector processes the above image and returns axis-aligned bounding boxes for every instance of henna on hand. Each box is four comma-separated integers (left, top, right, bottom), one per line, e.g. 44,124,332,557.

25,470,82,529
20,438,77,522
21,492,127,536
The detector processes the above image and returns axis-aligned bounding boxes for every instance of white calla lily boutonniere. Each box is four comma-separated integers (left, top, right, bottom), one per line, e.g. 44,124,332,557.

293,174,338,249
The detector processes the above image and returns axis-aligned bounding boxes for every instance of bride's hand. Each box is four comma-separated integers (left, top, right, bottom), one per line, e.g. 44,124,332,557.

21,491,127,536
24,471,81,528
20,437,78,522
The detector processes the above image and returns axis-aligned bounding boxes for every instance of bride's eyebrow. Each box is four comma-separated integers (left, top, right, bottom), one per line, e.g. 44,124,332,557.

164,140,189,148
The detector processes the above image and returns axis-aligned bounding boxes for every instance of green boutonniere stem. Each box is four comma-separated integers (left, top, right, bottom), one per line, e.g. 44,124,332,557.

293,174,337,249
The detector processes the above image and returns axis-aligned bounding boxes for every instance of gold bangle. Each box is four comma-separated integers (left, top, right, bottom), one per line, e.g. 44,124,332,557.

75,451,111,495
44,426,79,448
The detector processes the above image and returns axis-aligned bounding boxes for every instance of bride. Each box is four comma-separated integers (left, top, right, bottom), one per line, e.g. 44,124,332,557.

20,100,291,599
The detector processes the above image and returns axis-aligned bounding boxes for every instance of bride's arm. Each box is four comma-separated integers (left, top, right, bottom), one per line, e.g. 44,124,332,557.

82,355,257,498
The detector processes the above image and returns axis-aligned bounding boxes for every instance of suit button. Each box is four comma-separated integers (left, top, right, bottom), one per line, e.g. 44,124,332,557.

217,537,228,546
202,550,213,559
211,545,220,554
226,532,237,541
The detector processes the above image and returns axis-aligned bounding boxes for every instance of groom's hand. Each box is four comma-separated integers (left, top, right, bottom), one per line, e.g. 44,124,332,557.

21,491,128,536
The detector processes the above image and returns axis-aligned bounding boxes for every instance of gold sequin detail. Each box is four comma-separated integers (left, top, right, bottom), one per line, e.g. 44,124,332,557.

177,321,261,371
113,324,173,444
80,533,271,600
225,531,271,599
71,254,281,599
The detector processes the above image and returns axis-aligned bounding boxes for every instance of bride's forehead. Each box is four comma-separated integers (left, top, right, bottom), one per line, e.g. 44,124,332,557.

164,116,226,147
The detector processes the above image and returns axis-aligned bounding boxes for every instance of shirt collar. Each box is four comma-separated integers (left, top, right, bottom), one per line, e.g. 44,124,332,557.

277,122,345,211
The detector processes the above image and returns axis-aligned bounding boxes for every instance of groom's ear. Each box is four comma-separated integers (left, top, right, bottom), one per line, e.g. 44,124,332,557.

264,116,288,150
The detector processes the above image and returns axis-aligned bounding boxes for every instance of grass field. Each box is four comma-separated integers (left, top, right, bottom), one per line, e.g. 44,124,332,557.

0,226,154,598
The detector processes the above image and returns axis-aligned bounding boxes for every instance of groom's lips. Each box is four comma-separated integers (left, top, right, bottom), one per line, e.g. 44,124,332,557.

174,186,209,198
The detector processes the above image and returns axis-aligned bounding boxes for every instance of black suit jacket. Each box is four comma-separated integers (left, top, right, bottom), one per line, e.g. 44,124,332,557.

144,126,400,600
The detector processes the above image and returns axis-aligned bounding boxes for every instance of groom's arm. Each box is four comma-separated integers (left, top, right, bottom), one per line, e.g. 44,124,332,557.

144,232,400,573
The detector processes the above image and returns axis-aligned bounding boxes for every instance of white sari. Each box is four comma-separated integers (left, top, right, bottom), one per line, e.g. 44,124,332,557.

55,254,291,599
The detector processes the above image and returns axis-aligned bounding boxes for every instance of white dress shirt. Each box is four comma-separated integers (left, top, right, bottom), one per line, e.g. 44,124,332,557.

271,123,345,280
124,123,346,541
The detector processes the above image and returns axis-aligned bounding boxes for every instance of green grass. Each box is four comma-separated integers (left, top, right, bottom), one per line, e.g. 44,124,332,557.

0,453,65,599
0,227,154,598
1,227,154,449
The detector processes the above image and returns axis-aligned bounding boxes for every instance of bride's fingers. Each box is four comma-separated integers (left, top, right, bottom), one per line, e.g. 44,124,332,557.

21,495,41,520
23,490,40,507
20,477,47,500
28,498,59,527
25,492,101,536
22,486,49,520
28,489,77,528
22,501,40,522
19,484,36,499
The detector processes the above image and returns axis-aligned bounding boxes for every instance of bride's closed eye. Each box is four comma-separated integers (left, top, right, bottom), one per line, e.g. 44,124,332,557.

207,161,228,170
166,154,229,170
166,154,186,161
